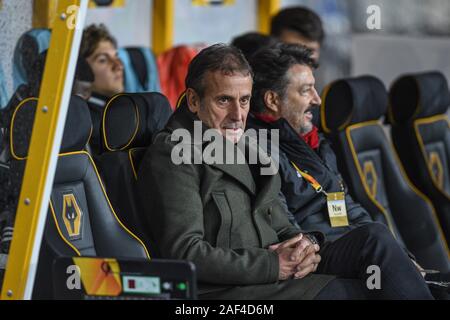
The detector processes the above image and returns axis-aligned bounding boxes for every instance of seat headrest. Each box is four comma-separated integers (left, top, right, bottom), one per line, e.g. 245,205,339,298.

102,92,172,152
321,76,388,132
10,95,92,160
28,50,47,96
0,85,33,129
10,98,38,160
60,95,93,153
388,71,450,124
13,29,51,90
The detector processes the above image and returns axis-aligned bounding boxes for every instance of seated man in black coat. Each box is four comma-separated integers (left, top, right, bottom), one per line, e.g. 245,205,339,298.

246,44,426,277
247,43,375,242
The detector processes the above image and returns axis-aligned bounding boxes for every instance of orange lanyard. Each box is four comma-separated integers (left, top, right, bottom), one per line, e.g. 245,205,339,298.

291,161,328,196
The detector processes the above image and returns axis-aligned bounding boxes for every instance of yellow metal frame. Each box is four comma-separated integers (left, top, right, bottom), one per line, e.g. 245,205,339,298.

152,0,174,55
257,0,280,35
1,0,89,300
33,0,59,28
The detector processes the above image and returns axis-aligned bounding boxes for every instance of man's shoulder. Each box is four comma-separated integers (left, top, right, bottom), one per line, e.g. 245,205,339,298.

317,133,336,157
152,129,176,147
136,128,174,167
318,132,330,146
147,129,203,169
151,129,201,151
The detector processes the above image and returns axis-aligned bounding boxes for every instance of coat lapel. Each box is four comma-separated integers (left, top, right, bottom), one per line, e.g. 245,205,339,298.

209,162,256,195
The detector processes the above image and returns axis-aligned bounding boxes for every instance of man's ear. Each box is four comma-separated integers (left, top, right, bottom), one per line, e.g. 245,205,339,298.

186,88,200,114
264,90,281,115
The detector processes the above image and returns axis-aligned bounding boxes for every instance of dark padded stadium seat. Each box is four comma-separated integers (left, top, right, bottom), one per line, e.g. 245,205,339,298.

1,43,48,159
389,71,450,245
95,92,172,254
0,97,37,263
2,47,47,132
118,47,161,93
8,95,150,298
4,29,50,138
321,75,449,272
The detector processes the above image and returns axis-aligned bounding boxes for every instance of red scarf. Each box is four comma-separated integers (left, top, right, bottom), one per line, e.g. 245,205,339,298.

301,126,320,150
253,113,278,123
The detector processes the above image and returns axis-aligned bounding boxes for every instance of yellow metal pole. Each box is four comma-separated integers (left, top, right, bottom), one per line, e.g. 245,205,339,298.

1,0,88,300
152,0,174,55
257,0,280,35
33,0,59,28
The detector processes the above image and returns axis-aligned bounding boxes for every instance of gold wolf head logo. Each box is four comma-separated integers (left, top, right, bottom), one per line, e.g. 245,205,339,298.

62,194,83,239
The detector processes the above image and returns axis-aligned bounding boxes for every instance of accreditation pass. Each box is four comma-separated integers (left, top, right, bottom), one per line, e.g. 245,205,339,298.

327,192,349,227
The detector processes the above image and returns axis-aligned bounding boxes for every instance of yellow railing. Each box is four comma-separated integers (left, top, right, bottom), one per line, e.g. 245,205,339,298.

1,0,88,300
152,0,175,55
257,0,280,35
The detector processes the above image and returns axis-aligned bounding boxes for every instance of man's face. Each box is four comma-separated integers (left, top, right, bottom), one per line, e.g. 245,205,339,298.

187,71,252,143
279,30,321,62
86,40,124,97
278,64,321,135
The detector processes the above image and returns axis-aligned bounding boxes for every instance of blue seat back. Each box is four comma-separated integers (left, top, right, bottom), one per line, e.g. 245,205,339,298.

118,47,160,93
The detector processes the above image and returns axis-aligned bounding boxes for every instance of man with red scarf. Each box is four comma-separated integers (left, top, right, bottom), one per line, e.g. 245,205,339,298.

247,43,375,242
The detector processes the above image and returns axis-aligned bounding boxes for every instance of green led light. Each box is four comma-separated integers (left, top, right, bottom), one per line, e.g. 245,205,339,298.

177,283,187,291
